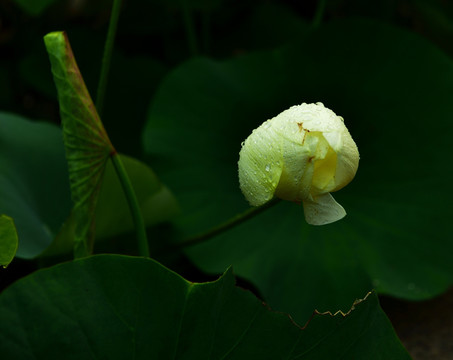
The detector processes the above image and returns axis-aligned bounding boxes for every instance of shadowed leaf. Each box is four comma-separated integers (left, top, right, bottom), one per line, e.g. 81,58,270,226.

41,154,179,258
0,215,18,268
94,155,179,239
0,255,410,359
0,113,71,259
44,31,115,258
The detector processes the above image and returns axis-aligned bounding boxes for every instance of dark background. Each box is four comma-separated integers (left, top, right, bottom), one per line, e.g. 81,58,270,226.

1,1,453,358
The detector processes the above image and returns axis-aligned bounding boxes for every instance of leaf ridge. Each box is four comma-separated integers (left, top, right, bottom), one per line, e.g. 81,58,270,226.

171,282,194,360
219,306,262,360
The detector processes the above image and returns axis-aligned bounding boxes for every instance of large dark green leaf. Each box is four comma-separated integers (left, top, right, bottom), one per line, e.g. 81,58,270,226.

143,19,453,322
44,31,115,257
0,112,72,259
0,215,18,268
0,254,410,359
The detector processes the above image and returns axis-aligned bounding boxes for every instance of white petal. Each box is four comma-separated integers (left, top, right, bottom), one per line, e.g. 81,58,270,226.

332,130,360,191
238,120,283,206
274,130,317,201
302,193,346,225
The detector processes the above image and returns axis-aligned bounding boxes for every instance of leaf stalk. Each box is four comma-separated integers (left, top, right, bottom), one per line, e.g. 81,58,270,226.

180,0,198,56
111,153,150,257
174,198,281,250
96,0,123,117
312,0,326,29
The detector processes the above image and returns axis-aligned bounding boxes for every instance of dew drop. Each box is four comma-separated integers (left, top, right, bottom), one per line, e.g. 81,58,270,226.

265,164,270,172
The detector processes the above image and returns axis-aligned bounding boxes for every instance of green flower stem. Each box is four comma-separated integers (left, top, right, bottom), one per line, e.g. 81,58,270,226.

96,0,123,117
173,198,281,250
312,0,326,29
180,0,198,56
111,153,150,257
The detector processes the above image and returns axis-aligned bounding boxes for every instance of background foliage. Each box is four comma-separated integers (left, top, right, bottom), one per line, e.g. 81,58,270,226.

143,18,453,322
1,0,453,358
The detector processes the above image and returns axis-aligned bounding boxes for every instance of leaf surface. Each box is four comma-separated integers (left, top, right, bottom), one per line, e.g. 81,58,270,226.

0,255,410,359
0,112,71,259
0,215,18,268
143,19,453,322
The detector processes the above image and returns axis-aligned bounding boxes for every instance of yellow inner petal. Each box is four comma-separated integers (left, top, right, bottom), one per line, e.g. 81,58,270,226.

312,143,337,193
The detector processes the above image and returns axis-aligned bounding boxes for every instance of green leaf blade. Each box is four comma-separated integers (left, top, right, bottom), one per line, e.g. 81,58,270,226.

0,255,410,359
44,31,115,257
0,215,18,268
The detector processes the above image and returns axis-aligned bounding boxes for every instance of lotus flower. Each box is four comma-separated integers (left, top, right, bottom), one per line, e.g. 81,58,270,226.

238,102,359,225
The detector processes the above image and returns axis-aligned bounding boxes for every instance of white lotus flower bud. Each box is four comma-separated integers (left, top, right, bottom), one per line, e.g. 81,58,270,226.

238,102,359,225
